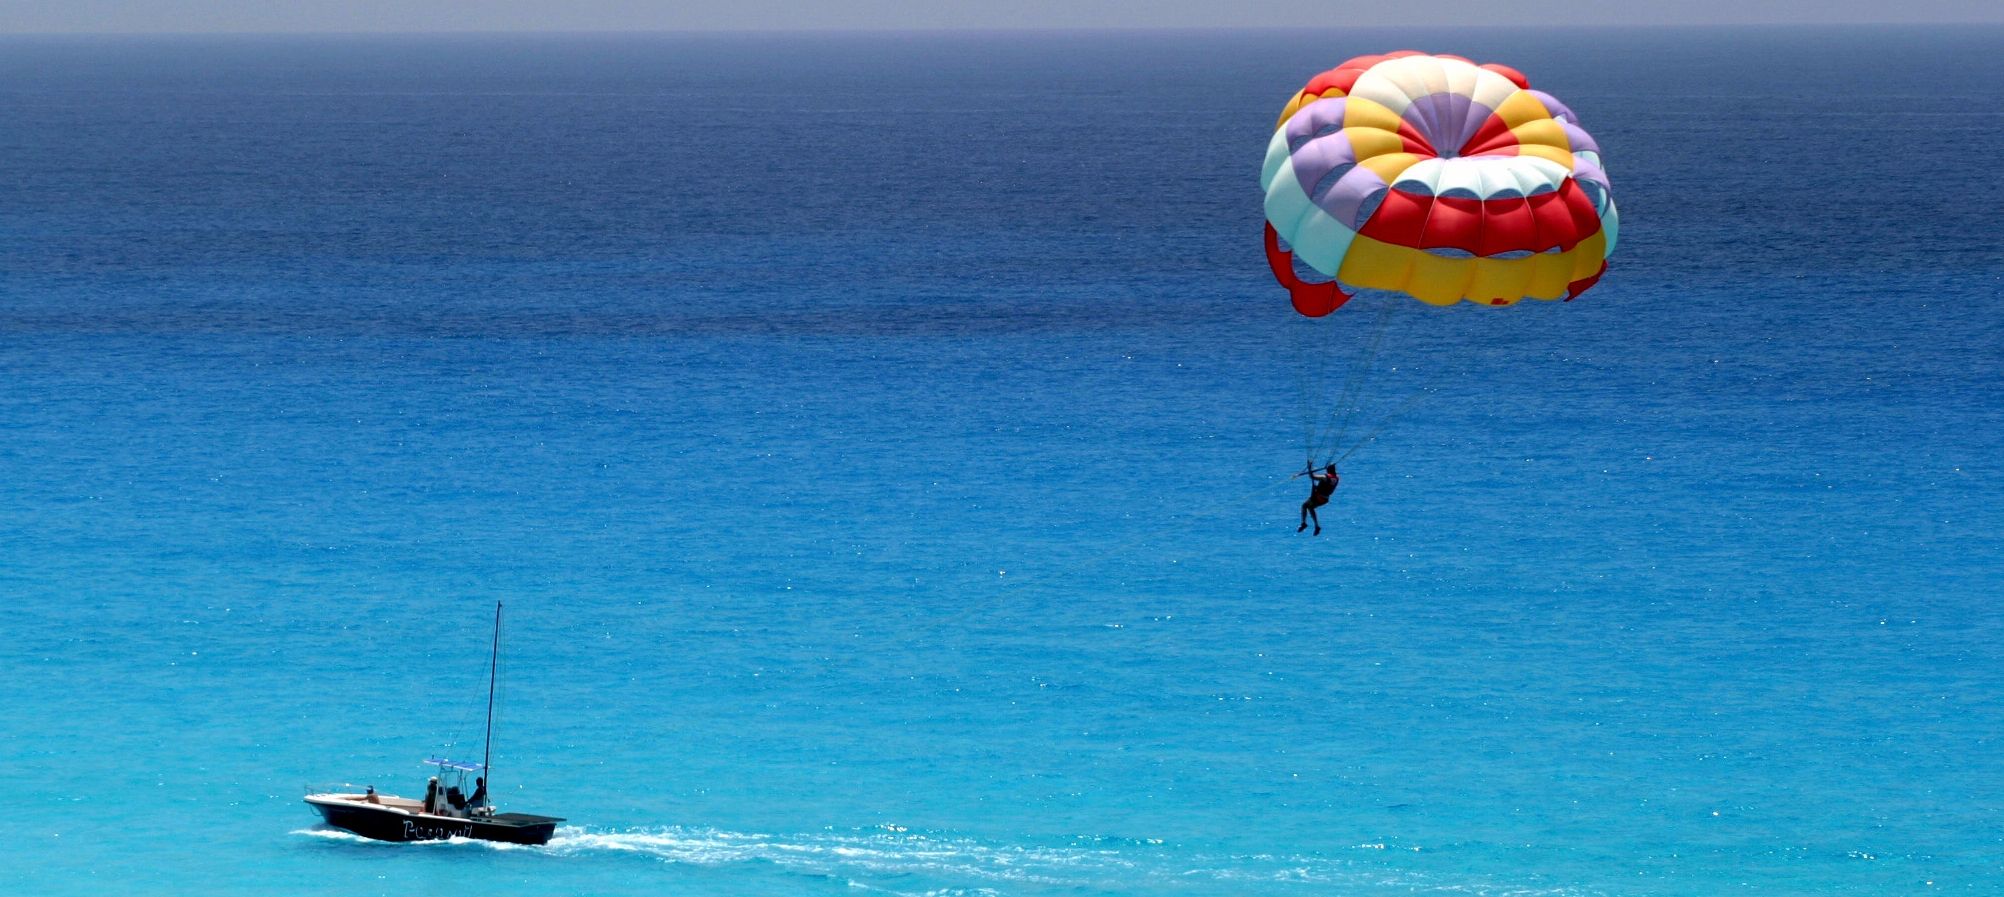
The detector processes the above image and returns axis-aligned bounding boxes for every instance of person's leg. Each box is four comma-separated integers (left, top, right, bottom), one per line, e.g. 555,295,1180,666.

1309,505,1321,535
1299,501,1311,532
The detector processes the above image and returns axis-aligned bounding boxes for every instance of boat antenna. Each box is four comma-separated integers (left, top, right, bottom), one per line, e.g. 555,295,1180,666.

483,601,501,800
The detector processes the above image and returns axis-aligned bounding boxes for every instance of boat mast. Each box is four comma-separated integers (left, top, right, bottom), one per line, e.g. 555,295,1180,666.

483,601,501,800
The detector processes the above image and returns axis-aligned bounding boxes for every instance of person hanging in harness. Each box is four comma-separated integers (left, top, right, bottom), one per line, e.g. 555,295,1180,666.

1297,463,1338,535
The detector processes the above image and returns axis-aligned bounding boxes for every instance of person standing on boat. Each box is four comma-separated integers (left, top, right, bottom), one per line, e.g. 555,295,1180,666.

423,776,441,815
469,777,488,809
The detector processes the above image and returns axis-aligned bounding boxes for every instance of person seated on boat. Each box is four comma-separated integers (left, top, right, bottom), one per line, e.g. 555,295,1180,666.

423,776,441,815
468,777,487,809
446,785,467,812
363,786,381,805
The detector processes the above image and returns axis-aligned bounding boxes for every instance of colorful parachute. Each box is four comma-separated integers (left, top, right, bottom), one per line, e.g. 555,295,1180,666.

1261,52,1617,316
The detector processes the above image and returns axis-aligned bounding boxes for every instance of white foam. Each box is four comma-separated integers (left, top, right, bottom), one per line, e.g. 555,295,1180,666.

296,824,1600,896
292,827,534,852
291,828,375,843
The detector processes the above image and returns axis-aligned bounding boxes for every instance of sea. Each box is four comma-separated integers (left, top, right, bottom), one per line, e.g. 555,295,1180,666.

1,25,2000,897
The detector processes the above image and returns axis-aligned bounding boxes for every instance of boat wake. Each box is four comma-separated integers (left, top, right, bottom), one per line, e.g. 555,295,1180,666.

548,826,1161,884
296,823,1595,896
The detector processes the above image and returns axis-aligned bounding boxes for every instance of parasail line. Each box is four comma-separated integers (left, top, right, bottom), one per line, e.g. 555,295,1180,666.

1317,297,1399,464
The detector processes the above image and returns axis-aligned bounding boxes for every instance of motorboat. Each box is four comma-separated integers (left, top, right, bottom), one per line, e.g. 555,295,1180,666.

304,603,564,845
304,759,563,844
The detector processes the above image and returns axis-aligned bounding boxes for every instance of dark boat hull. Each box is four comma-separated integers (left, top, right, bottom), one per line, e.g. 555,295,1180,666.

307,797,562,845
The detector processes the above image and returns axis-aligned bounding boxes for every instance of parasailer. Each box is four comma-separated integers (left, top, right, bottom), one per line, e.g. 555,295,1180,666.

1259,52,1617,523
1297,464,1339,535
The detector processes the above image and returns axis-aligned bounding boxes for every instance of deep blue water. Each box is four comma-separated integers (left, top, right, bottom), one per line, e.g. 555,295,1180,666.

2,26,2001,897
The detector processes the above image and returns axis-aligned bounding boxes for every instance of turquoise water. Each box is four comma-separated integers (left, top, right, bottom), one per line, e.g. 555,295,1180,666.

2,27,2002,896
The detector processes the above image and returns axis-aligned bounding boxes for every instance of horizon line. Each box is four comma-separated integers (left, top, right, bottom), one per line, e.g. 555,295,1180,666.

1,21,2000,38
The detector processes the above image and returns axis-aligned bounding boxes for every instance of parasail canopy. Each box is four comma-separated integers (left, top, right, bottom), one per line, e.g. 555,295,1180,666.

1261,51,1617,316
